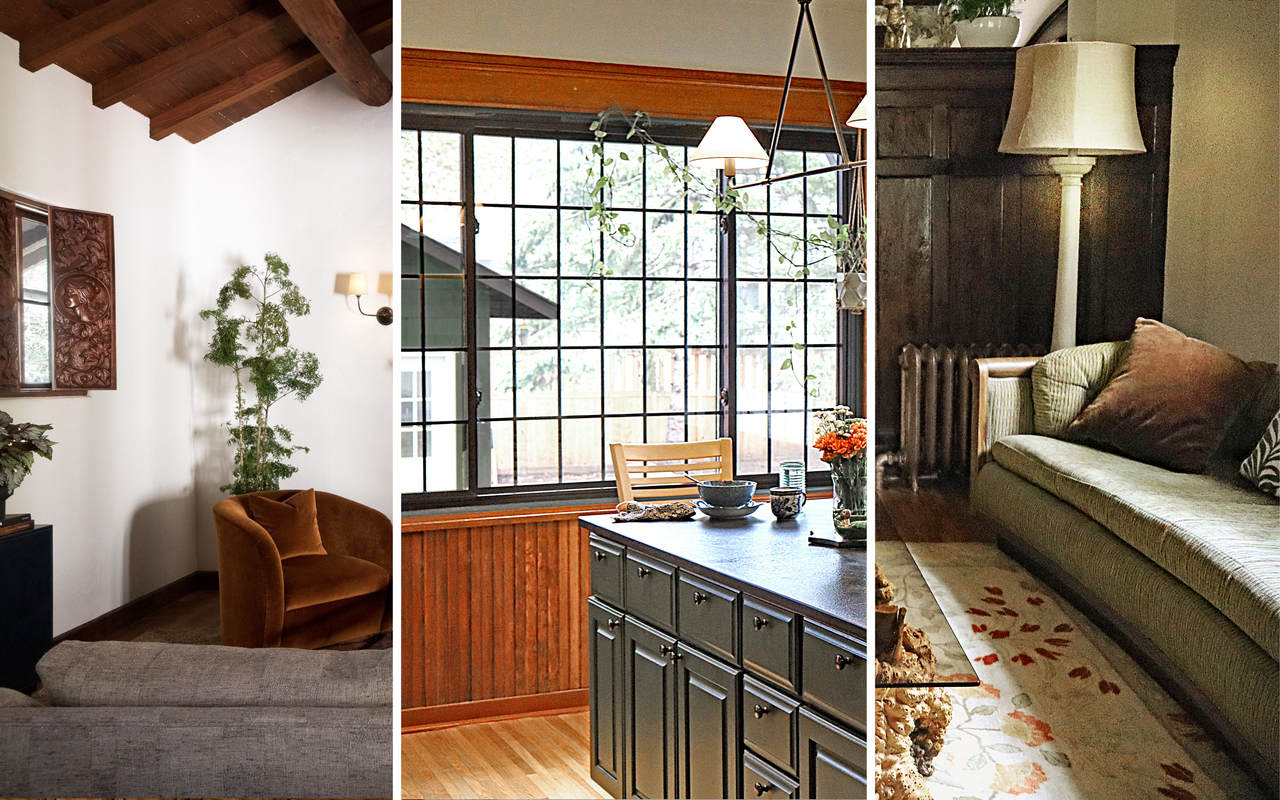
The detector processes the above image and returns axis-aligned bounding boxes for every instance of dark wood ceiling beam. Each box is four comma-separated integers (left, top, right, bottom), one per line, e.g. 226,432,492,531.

278,0,391,106
149,8,390,141
93,2,292,109
20,0,177,72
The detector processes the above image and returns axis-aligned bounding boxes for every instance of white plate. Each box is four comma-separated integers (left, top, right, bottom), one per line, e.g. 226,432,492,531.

694,500,760,519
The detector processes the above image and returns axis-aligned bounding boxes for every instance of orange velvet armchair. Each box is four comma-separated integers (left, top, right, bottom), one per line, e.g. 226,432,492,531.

213,490,393,649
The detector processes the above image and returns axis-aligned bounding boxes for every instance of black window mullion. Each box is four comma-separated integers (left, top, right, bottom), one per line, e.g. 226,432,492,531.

718,171,737,474
463,132,480,494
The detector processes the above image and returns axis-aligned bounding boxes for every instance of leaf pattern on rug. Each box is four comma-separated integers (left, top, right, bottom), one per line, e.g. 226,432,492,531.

876,542,1238,800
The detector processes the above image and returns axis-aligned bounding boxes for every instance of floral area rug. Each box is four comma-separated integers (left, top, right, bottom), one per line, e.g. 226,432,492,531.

877,542,1264,800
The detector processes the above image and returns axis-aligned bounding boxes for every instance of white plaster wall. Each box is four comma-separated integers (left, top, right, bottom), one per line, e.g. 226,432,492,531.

0,36,395,632
0,34,201,634
404,0,867,82
1089,0,1279,362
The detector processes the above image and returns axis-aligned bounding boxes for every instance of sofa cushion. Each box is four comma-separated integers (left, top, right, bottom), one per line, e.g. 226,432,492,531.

991,434,1280,661
1032,340,1129,436
1241,411,1280,497
282,554,390,611
245,488,327,559
0,688,42,708
37,640,391,708
1065,318,1257,472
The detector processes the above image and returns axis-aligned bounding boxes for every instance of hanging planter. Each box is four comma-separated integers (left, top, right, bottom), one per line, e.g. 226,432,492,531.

939,1,1021,47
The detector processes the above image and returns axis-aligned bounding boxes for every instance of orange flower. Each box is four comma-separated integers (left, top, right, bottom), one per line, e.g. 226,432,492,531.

1001,711,1054,747
989,762,1048,796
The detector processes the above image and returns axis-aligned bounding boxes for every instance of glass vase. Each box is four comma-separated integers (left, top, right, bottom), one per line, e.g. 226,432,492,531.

830,456,867,539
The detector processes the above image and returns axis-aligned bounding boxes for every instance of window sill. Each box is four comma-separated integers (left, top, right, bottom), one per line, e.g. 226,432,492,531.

0,389,90,398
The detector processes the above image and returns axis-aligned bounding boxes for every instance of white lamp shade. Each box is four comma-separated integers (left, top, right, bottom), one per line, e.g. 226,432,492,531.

345,272,369,296
845,96,870,129
999,42,1146,156
689,116,769,171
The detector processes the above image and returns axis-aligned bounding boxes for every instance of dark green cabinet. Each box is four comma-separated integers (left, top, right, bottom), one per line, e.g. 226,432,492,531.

590,598,626,798
0,524,53,693
798,708,867,800
625,617,679,800
676,644,741,800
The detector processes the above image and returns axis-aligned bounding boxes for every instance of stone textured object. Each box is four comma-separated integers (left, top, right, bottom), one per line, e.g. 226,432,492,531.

612,501,696,523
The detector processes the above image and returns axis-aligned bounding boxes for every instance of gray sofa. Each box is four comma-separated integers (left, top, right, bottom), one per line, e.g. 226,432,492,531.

0,640,392,798
968,342,1279,790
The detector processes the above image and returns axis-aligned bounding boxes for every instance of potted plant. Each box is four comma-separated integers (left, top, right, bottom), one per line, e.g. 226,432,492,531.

200,253,323,496
938,0,1020,47
813,406,868,541
0,412,54,517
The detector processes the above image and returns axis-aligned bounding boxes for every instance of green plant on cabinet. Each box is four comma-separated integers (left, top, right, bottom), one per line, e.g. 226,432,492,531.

0,411,54,504
936,0,1019,21
200,253,322,496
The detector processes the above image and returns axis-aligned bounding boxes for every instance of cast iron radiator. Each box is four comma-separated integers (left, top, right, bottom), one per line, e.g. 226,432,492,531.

884,342,1045,491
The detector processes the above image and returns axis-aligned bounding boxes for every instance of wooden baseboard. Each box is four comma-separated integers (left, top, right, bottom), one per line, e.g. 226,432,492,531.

54,570,219,644
995,527,1279,796
401,688,590,733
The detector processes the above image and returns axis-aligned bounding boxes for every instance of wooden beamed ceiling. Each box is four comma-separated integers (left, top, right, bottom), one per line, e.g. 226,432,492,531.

0,0,392,144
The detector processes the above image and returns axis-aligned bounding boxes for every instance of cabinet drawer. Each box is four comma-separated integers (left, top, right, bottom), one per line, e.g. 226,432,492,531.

742,595,798,693
801,622,866,731
589,536,626,610
743,675,798,773
797,707,866,799
677,572,739,664
744,749,798,799
625,551,676,632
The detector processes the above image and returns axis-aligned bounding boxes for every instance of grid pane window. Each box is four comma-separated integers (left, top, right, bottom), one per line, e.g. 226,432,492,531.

403,113,858,504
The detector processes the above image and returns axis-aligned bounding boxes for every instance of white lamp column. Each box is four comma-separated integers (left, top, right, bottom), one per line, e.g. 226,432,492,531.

999,42,1146,350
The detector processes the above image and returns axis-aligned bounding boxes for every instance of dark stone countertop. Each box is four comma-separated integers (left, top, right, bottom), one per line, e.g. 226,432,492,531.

579,498,867,640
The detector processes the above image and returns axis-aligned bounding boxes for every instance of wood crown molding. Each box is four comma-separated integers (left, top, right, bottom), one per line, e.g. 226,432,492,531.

402,48,866,128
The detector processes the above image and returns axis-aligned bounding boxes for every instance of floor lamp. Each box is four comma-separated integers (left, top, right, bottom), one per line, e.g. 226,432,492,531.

998,42,1146,351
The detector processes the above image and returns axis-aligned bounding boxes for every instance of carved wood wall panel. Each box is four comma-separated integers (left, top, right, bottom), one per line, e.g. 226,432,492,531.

0,197,17,390
874,46,1177,448
49,207,116,390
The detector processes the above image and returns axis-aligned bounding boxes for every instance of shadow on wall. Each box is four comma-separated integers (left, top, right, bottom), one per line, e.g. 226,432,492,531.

127,492,197,598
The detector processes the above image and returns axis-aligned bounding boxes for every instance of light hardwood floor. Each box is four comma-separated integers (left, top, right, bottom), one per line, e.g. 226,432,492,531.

401,711,610,800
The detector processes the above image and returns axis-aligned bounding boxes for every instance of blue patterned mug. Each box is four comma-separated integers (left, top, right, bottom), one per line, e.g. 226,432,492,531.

769,487,807,520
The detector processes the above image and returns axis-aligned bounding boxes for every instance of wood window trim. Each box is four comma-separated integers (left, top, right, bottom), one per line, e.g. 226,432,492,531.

402,48,866,128
0,188,116,395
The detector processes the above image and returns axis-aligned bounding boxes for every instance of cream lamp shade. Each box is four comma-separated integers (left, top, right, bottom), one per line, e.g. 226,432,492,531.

999,41,1146,156
344,272,369,296
690,116,769,176
845,96,870,130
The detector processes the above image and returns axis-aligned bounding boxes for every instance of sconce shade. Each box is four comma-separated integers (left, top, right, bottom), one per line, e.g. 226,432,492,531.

690,116,769,172
845,96,870,129
999,42,1146,156
344,272,369,296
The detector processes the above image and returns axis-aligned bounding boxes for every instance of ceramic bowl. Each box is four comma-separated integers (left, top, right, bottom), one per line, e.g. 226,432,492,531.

697,480,756,508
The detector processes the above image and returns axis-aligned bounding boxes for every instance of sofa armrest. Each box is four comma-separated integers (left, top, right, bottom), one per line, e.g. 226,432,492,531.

970,356,1041,486
314,492,392,576
213,498,286,647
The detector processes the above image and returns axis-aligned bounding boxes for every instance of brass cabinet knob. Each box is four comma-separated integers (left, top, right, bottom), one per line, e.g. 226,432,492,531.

752,616,768,630
607,619,619,630
594,551,606,561
754,781,770,797
637,566,650,577
835,653,852,670
753,704,769,719
693,591,708,605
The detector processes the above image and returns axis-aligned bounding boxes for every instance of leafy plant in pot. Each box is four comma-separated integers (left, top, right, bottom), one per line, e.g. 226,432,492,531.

200,253,323,496
0,412,55,518
938,0,1020,47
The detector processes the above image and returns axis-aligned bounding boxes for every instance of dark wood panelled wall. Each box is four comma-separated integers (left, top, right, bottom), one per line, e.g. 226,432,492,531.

874,46,1178,447
401,507,615,729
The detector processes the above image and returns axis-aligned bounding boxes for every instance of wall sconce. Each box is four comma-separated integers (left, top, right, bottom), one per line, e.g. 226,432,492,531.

343,272,392,325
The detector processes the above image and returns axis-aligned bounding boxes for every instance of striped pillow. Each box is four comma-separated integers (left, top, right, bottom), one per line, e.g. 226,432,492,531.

1241,410,1280,497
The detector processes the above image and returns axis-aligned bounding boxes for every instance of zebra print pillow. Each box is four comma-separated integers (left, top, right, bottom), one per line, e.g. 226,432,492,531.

1240,410,1280,497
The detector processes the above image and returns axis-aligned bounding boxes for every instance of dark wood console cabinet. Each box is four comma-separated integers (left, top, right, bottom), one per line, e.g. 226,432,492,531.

581,503,867,799
0,524,53,693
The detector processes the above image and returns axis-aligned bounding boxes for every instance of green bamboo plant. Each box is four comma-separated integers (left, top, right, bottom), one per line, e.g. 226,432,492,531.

200,253,322,495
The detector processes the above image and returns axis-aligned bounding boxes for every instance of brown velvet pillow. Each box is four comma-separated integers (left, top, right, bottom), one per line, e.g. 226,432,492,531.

1065,319,1256,473
245,489,327,559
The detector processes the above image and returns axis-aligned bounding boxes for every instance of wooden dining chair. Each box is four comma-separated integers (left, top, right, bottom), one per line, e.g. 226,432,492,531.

608,438,735,503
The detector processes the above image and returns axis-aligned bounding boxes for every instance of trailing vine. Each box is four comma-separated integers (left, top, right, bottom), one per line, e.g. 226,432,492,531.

582,107,865,397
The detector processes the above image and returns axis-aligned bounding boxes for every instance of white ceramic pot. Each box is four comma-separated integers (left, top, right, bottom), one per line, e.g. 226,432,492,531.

954,16,1020,47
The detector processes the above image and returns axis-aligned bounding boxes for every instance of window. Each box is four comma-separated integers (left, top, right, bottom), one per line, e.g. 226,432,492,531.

1,192,117,394
401,108,862,507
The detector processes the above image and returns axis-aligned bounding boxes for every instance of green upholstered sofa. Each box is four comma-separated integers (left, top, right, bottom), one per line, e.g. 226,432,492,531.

967,342,1279,790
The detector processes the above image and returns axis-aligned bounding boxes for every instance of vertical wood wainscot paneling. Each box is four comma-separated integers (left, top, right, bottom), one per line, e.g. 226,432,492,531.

401,505,616,730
